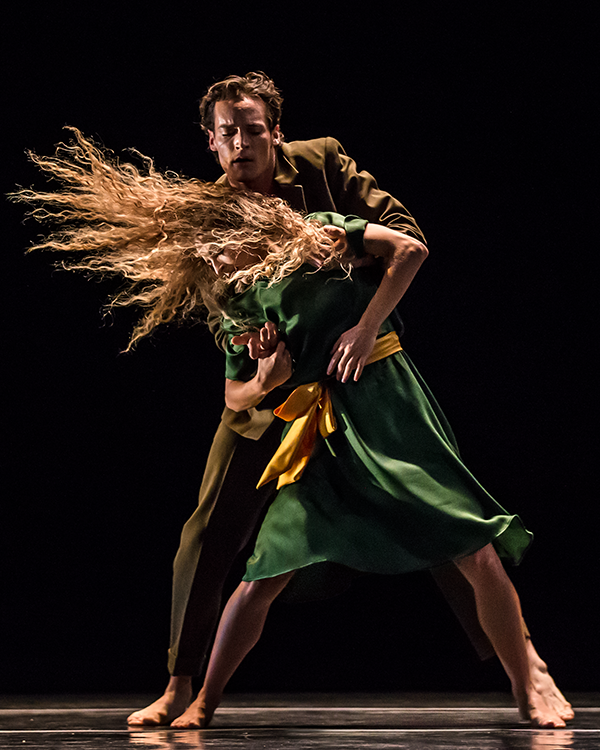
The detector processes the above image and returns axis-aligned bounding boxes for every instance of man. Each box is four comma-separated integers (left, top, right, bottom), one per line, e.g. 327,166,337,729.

128,72,572,727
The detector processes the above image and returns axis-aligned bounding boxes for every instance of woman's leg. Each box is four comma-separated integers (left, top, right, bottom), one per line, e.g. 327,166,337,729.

454,544,566,727
171,571,295,728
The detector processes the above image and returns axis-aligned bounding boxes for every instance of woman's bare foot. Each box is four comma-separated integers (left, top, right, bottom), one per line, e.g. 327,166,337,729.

513,681,567,728
127,676,193,726
527,639,575,721
170,687,220,729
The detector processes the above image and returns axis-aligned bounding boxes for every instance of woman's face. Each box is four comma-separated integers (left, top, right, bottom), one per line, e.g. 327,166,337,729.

206,246,263,278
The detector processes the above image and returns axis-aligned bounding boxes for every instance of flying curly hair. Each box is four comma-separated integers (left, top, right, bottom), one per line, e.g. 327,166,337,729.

10,128,346,349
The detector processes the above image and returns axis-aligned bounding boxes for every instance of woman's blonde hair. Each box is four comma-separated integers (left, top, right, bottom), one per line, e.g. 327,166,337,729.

11,128,344,349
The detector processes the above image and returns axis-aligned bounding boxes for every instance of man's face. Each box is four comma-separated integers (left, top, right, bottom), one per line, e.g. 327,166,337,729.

208,96,280,193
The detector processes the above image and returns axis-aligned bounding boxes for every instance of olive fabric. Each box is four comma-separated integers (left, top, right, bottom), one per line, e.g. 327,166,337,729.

217,137,425,239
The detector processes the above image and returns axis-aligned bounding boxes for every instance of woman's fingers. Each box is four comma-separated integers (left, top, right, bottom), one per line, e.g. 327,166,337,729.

261,321,278,349
231,333,251,346
232,322,280,360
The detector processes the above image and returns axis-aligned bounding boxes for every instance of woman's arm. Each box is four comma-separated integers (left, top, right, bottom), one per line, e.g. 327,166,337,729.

327,225,428,382
224,341,293,412
223,223,351,411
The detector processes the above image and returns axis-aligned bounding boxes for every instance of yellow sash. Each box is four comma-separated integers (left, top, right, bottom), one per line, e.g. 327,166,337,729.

257,331,402,489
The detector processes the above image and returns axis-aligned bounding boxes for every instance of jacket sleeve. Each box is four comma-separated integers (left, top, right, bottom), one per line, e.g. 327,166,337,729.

205,297,227,352
322,138,425,242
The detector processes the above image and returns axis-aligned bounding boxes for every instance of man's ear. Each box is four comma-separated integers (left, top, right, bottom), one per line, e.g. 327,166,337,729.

208,131,217,151
272,125,281,146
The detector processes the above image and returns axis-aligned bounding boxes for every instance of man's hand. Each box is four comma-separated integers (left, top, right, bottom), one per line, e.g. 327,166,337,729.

326,224,428,384
231,321,279,359
327,324,378,383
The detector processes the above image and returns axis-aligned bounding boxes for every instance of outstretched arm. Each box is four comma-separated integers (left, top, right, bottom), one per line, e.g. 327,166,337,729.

327,225,428,382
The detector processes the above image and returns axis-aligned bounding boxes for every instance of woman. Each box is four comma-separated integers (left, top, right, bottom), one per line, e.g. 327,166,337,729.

174,216,559,728
12,129,567,729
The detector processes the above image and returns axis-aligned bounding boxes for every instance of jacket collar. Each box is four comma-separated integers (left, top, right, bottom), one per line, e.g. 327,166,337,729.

272,146,306,211
215,145,307,213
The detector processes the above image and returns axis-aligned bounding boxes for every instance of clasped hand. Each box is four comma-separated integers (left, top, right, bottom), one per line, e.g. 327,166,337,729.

232,318,375,387
231,321,292,393
231,320,280,360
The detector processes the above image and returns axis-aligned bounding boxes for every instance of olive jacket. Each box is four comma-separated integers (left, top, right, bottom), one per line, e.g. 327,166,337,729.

213,136,424,438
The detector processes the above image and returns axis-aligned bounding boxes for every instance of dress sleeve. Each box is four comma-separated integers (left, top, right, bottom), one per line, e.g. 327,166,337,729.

306,211,368,258
221,317,258,382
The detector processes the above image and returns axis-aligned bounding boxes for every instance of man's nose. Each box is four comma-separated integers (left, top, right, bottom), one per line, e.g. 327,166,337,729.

233,128,248,150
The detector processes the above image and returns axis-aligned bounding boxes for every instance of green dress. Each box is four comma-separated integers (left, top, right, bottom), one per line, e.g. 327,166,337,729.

222,217,532,588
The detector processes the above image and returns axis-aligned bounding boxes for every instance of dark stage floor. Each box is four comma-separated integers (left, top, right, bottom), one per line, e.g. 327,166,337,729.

1,693,598,749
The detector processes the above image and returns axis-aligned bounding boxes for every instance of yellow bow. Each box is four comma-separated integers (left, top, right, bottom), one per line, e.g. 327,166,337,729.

257,331,402,489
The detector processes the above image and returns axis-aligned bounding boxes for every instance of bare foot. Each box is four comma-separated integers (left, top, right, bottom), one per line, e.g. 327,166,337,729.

127,676,193,726
530,730,575,748
513,681,567,728
527,639,575,722
170,687,220,729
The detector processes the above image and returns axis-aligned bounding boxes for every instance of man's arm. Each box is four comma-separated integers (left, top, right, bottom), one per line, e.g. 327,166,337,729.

323,138,425,241
328,223,428,382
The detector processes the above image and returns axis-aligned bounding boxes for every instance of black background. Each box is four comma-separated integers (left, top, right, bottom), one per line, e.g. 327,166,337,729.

2,3,597,697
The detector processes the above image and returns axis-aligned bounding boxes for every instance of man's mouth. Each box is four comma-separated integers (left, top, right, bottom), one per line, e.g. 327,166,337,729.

233,157,252,163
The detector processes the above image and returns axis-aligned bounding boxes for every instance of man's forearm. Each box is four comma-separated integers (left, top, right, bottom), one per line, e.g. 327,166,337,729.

225,341,292,412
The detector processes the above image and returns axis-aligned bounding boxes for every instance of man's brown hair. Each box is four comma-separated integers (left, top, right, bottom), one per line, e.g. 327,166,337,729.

199,71,283,135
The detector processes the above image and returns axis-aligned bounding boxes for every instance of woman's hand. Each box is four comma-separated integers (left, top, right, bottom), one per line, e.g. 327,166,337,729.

256,341,293,391
231,321,279,359
323,225,348,254
309,225,349,268
225,339,292,412
327,324,378,383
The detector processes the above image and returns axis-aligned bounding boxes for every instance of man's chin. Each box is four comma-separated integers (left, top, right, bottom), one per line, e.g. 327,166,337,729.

228,167,260,188
230,163,254,176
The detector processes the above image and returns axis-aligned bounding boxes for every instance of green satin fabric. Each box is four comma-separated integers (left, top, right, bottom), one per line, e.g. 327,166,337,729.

222,254,533,585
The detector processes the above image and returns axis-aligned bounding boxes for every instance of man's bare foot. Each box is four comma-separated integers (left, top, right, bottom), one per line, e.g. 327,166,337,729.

170,687,220,729
127,676,193,726
527,639,575,722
